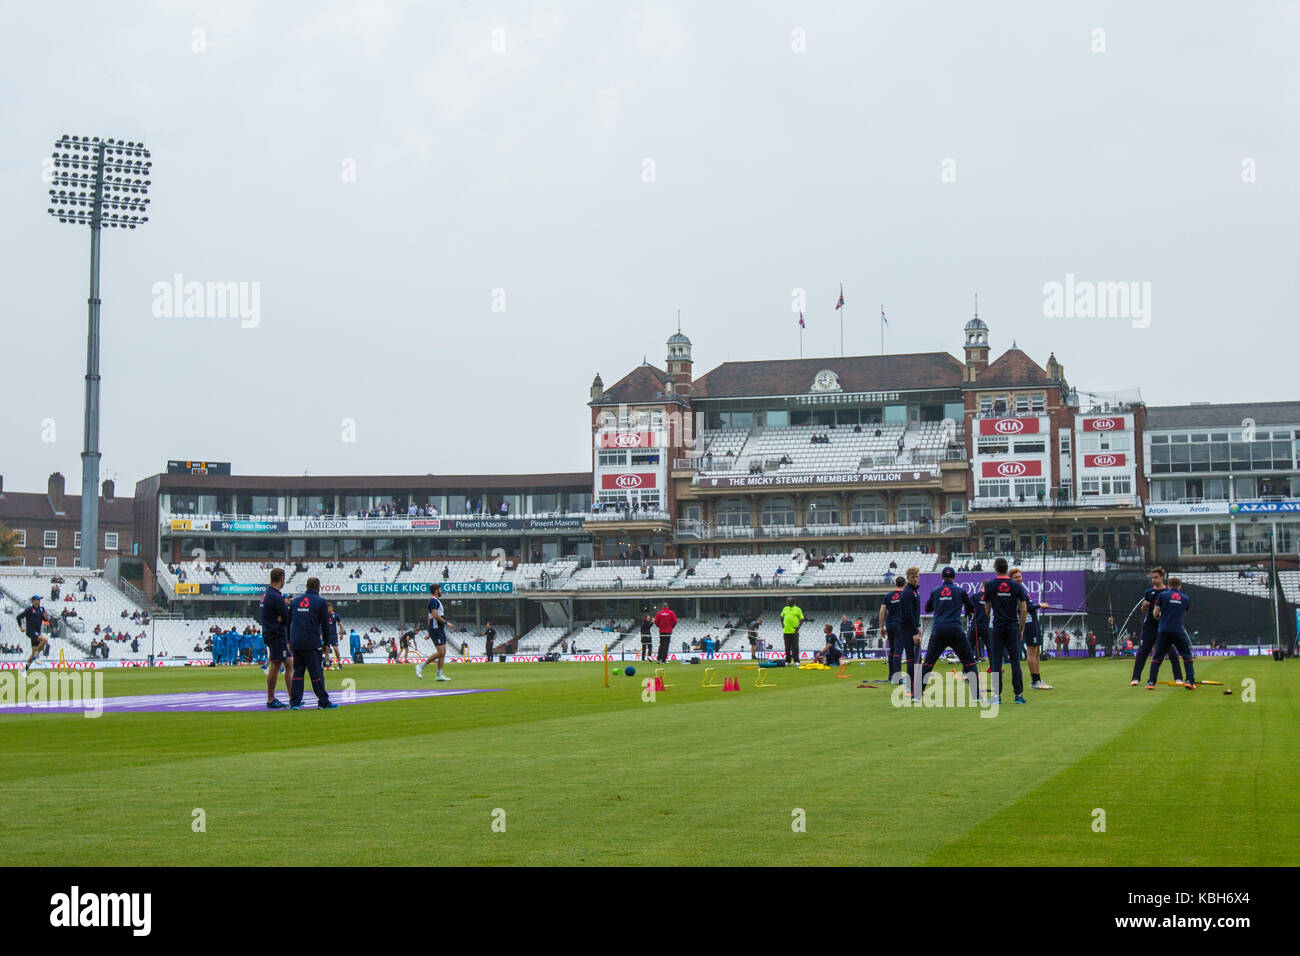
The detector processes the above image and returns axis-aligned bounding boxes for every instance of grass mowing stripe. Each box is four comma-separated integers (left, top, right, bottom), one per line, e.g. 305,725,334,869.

924,662,1298,866
1,659,1294,865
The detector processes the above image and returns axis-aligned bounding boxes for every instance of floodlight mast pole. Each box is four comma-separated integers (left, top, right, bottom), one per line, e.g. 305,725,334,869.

81,141,105,572
49,134,151,571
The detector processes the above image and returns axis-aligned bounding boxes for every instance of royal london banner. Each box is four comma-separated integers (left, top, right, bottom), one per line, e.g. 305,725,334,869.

917,571,1086,612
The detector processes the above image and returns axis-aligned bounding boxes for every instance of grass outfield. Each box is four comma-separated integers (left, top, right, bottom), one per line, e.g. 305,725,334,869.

0,657,1296,866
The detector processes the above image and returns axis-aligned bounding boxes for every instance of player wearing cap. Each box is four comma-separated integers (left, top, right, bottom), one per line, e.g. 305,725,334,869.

1146,576,1197,690
416,583,452,680
17,595,51,671
879,577,906,680
982,557,1029,704
1131,567,1184,686
921,567,981,698
1009,567,1053,690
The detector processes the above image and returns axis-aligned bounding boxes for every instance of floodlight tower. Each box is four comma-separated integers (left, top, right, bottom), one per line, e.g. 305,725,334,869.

47,135,152,570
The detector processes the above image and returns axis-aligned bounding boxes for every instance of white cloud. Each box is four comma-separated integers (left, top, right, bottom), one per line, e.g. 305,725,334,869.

295,0,407,56
629,5,684,59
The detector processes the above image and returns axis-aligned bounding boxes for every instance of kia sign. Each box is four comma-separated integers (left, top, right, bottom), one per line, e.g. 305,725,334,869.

600,472,657,490
1081,417,1126,432
1083,453,1127,468
980,460,1042,478
977,417,1039,436
596,431,657,449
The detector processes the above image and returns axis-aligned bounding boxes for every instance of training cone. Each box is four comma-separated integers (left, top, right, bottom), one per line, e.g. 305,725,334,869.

654,676,665,692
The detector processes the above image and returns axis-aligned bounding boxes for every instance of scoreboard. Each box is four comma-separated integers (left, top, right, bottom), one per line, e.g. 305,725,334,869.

166,460,232,476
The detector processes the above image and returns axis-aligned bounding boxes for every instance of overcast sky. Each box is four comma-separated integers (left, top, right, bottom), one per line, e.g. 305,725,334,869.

2,0,1296,494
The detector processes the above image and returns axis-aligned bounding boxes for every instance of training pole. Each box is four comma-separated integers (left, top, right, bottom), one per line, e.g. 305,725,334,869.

604,644,609,687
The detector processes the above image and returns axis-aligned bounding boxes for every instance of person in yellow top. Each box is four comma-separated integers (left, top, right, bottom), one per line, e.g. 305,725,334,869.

780,597,805,665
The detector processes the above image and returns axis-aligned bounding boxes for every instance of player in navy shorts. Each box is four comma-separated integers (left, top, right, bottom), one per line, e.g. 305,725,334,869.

258,568,293,709
415,583,452,681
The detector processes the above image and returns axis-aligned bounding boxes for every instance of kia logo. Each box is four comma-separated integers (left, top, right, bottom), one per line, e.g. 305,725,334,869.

1093,454,1117,466
997,462,1027,477
615,475,643,488
994,419,1025,434
1091,418,1117,430
615,433,640,447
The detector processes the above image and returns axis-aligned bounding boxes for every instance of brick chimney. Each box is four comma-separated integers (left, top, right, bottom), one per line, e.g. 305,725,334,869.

48,472,66,513
102,479,115,501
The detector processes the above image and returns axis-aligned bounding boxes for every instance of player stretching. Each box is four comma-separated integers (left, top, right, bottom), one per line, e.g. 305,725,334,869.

921,566,981,700
1009,567,1053,689
1146,576,1196,690
983,557,1029,704
17,595,51,671
322,602,343,671
1131,567,1184,686
415,583,451,681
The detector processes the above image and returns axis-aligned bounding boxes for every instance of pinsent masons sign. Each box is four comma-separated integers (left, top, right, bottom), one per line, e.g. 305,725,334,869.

698,470,933,488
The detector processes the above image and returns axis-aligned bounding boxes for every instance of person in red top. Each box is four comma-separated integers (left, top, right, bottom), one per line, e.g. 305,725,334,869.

653,603,677,662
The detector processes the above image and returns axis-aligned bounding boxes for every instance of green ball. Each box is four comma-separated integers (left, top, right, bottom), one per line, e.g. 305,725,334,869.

613,668,622,676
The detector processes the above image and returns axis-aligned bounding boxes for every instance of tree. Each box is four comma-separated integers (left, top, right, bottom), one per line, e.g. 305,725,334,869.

0,523,20,564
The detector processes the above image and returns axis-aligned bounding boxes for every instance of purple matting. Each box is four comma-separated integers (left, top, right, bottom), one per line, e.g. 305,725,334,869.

0,688,502,714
